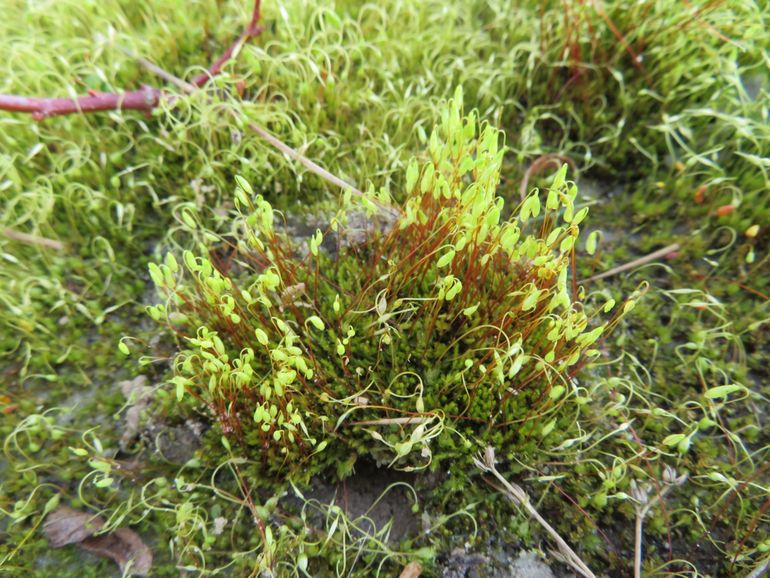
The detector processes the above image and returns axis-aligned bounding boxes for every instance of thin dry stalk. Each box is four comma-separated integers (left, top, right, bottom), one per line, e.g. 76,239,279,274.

632,467,687,578
131,56,197,93
474,446,597,578
134,56,400,214
133,55,372,204
584,243,680,283
350,417,432,426
243,115,365,198
634,486,671,578
3,228,65,251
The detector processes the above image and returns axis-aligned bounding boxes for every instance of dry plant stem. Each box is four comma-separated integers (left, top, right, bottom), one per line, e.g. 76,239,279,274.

634,514,644,578
0,1,262,119
134,54,377,205
350,417,431,426
240,112,405,212
584,242,680,283
3,227,65,251
474,447,597,578
243,115,365,198
634,485,672,578
133,56,196,92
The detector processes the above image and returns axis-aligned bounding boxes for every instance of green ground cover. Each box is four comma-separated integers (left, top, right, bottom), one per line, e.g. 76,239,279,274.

1,0,768,576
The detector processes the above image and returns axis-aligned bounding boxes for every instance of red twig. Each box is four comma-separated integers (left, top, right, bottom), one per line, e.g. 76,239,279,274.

191,0,263,87
0,87,161,120
0,0,262,120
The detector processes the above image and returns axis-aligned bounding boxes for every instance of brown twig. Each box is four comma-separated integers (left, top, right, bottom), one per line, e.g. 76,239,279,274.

0,1,262,119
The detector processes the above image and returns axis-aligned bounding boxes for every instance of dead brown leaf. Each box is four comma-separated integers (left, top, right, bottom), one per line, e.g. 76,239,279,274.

43,506,104,546
43,506,152,576
81,528,153,575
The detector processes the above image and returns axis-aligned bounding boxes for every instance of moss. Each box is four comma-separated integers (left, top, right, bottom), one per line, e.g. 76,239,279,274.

1,0,768,575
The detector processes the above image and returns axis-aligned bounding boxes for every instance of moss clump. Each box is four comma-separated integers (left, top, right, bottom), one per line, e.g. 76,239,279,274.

144,91,619,477
1,1,767,575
